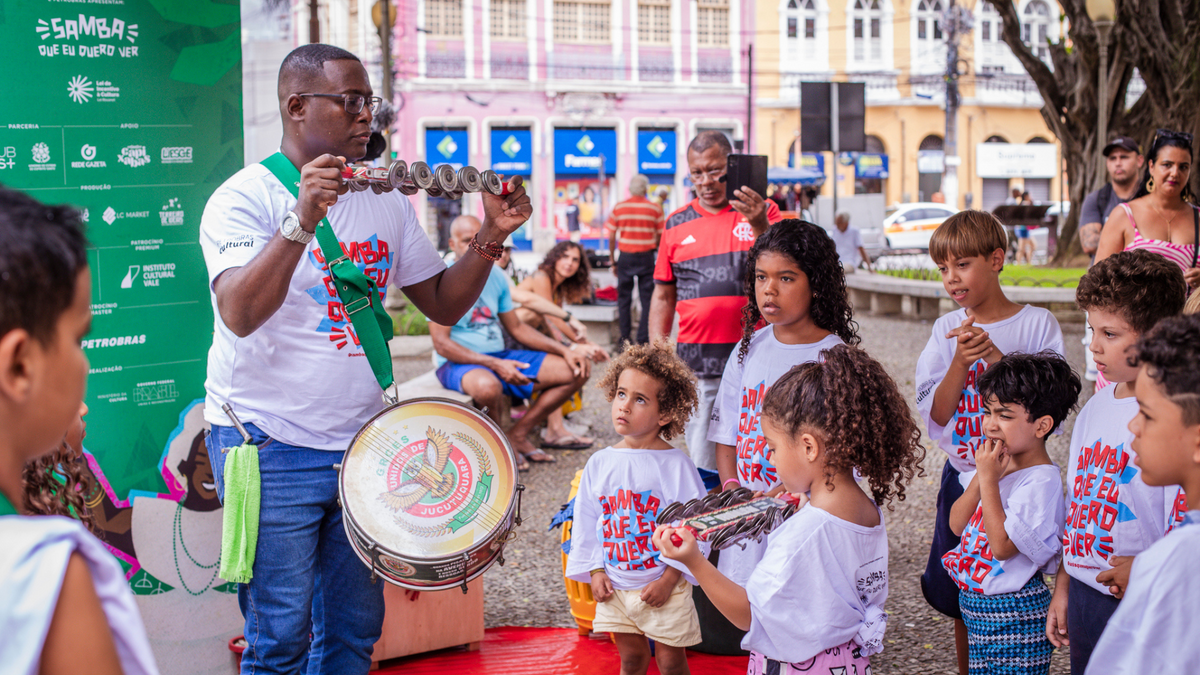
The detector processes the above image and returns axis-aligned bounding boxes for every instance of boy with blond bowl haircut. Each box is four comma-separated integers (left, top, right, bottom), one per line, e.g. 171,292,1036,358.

1085,315,1200,674
915,211,1065,673
1046,249,1186,673
566,342,708,675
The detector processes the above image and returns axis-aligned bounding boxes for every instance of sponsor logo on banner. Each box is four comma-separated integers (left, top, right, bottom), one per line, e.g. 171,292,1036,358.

35,15,140,59
72,143,107,168
29,142,56,171
66,75,119,104
82,334,147,349
120,262,178,288
134,380,179,406
0,147,15,170
161,146,193,164
102,207,150,225
103,206,118,225
117,145,150,167
160,198,184,226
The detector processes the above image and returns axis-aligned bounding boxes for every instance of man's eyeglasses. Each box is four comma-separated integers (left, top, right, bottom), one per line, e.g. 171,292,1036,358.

689,167,726,185
1154,128,1194,147
299,93,382,115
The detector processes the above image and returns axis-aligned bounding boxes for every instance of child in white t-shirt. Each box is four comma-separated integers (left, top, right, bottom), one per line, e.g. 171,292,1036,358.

1087,315,1200,674
1046,250,1187,673
914,211,1064,670
708,220,858,587
566,342,708,675
657,345,925,674
942,352,1081,674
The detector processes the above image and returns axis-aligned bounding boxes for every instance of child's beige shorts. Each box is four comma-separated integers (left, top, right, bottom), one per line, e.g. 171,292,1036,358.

592,578,702,648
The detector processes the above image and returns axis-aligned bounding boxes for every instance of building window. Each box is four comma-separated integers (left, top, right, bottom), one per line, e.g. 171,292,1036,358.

554,0,611,43
916,0,942,40
851,0,883,62
425,0,463,37
491,0,526,39
1022,0,1051,61
696,0,729,47
785,0,818,58
638,0,671,44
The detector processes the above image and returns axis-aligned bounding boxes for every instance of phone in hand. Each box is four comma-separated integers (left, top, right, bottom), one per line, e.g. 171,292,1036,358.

725,154,768,203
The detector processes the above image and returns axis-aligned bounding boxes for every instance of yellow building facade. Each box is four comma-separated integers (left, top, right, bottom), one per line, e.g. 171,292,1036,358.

755,0,1067,212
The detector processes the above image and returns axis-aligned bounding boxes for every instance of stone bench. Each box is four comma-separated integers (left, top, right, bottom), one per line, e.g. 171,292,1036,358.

844,273,1081,322
565,303,620,348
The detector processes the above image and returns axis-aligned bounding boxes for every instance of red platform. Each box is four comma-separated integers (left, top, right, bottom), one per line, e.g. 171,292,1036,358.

375,627,747,675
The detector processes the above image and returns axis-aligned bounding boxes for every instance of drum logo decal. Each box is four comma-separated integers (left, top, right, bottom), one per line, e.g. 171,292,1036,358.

378,427,494,537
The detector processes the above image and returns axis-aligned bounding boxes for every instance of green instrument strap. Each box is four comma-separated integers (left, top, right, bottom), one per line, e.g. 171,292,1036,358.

0,490,17,516
260,153,395,391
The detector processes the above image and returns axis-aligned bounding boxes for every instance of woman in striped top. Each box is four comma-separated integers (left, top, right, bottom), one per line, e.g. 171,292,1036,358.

1097,129,1199,290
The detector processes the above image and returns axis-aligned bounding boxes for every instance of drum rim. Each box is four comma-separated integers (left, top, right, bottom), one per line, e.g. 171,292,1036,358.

338,396,520,564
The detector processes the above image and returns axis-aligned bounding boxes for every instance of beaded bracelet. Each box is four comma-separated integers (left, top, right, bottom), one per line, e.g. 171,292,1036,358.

469,234,505,261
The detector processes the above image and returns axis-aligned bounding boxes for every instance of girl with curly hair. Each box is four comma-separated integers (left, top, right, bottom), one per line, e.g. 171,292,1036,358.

707,219,859,589
514,241,607,450
22,402,98,534
566,342,707,674
656,344,925,675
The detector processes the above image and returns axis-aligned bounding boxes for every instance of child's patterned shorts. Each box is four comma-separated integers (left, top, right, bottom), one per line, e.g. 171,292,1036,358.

958,575,1053,674
747,641,871,675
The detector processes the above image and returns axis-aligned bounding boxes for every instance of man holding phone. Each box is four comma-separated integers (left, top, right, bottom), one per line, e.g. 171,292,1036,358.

648,130,781,471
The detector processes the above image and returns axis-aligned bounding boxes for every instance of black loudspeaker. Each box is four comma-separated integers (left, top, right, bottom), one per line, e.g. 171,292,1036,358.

800,82,866,153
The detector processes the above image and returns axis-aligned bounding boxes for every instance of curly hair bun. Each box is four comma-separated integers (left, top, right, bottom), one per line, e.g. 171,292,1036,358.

760,344,924,506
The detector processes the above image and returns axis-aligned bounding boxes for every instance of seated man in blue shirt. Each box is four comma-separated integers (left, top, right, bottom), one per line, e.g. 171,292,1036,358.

430,215,592,468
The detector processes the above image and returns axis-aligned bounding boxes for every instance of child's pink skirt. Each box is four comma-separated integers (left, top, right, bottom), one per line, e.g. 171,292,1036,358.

747,640,871,674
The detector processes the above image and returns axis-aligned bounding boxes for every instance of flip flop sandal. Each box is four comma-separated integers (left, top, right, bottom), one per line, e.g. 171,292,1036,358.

540,435,594,450
524,449,558,463
516,456,530,471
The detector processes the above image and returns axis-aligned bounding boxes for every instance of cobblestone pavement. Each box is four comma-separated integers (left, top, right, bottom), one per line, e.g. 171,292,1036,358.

393,313,1088,674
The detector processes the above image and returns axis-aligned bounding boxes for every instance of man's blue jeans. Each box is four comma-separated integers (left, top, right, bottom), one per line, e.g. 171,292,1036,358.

206,423,384,675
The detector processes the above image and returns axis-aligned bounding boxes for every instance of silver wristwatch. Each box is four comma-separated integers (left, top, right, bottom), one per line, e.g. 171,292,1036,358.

280,211,314,245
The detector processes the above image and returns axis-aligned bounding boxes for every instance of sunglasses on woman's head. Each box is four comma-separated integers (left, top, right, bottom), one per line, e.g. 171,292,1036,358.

1154,129,1194,146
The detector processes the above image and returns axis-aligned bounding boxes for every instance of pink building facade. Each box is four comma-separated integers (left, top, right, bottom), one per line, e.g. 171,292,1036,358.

388,0,757,252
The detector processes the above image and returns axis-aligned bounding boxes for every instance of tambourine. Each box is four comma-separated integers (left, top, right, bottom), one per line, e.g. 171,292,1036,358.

341,160,509,200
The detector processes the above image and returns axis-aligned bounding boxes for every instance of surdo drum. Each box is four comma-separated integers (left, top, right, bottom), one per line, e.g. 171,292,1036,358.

339,398,524,591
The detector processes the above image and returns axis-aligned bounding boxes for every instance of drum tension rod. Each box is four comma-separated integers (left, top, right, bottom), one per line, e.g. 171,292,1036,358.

459,552,471,594
514,484,526,527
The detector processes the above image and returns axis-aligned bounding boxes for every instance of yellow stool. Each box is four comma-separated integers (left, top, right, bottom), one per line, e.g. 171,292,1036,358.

561,469,597,635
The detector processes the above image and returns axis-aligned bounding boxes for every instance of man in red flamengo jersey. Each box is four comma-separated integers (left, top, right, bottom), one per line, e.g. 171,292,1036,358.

648,131,780,471
607,174,666,346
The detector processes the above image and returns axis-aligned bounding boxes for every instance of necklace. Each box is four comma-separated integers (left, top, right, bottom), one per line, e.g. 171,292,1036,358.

1150,200,1179,240
172,502,220,596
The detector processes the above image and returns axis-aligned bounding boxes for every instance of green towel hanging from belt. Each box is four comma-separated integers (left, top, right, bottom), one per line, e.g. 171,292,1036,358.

219,440,260,584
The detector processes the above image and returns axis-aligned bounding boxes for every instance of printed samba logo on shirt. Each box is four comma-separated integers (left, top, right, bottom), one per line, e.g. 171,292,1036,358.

950,360,989,463
305,236,393,351
597,488,663,571
737,380,778,487
942,506,1004,593
1063,439,1138,565
1167,489,1189,534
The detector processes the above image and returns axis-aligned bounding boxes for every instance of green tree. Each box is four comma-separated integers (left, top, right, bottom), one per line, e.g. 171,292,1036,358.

988,0,1200,263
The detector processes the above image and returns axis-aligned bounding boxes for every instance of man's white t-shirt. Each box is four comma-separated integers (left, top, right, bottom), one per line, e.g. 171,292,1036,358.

915,305,1065,475
942,464,1064,595
827,227,865,266
1086,511,1200,675
565,446,709,590
707,329,843,586
199,162,446,450
743,505,889,662
1063,385,1175,594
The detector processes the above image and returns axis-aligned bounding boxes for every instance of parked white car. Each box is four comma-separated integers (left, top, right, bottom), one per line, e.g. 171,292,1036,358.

882,203,961,250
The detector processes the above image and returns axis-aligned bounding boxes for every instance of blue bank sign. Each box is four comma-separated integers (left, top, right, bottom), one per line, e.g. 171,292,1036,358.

637,129,676,175
490,128,533,175
426,128,470,169
554,128,618,175
855,153,889,179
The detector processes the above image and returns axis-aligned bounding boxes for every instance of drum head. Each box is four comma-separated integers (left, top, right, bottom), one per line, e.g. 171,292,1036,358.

341,398,519,563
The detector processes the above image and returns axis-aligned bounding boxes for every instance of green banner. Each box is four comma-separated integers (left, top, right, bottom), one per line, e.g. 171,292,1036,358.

0,1,243,672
